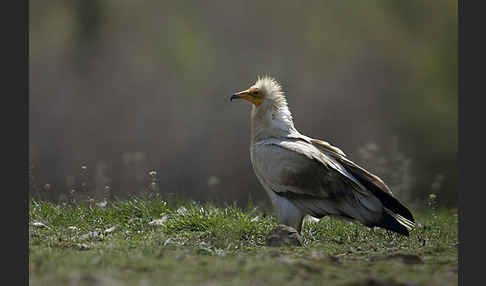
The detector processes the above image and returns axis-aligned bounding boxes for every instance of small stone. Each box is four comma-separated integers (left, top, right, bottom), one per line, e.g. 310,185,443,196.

80,231,101,240
104,226,117,233
149,216,168,226
31,221,48,228
76,243,91,250
265,224,302,247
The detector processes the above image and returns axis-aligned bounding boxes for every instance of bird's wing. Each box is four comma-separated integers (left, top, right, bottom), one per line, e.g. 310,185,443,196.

309,138,347,157
252,139,383,222
310,138,392,194
309,138,414,223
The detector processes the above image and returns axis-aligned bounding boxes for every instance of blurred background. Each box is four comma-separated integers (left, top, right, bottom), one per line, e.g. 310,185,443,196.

29,1,457,210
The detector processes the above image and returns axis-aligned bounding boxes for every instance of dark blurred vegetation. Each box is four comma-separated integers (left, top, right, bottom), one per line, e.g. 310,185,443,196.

29,1,457,209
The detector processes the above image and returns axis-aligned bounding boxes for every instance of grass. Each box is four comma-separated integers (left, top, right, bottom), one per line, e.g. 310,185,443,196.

29,195,458,286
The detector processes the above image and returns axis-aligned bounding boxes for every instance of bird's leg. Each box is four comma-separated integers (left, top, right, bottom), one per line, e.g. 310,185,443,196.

296,216,305,234
278,212,305,234
267,191,305,233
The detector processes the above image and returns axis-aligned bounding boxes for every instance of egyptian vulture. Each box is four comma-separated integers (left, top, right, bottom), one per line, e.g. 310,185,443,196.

231,76,414,236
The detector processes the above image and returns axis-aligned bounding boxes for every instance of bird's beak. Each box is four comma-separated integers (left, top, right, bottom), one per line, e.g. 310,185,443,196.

230,89,262,106
230,89,250,101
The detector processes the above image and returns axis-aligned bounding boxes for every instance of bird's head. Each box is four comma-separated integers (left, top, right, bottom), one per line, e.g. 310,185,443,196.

230,76,286,108
231,76,297,139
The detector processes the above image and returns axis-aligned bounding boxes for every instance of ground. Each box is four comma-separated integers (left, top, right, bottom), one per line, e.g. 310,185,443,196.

29,196,458,286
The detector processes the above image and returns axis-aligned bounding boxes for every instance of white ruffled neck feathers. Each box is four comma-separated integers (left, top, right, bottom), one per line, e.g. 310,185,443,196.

250,76,300,142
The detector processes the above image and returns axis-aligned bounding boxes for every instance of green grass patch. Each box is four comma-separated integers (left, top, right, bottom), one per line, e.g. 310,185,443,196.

29,196,458,286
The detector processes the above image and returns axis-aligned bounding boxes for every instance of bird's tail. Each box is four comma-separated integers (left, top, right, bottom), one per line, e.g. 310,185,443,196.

341,161,415,236
375,208,415,236
367,186,415,236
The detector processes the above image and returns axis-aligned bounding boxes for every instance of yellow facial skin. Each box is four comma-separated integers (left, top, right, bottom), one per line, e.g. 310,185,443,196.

230,87,263,106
